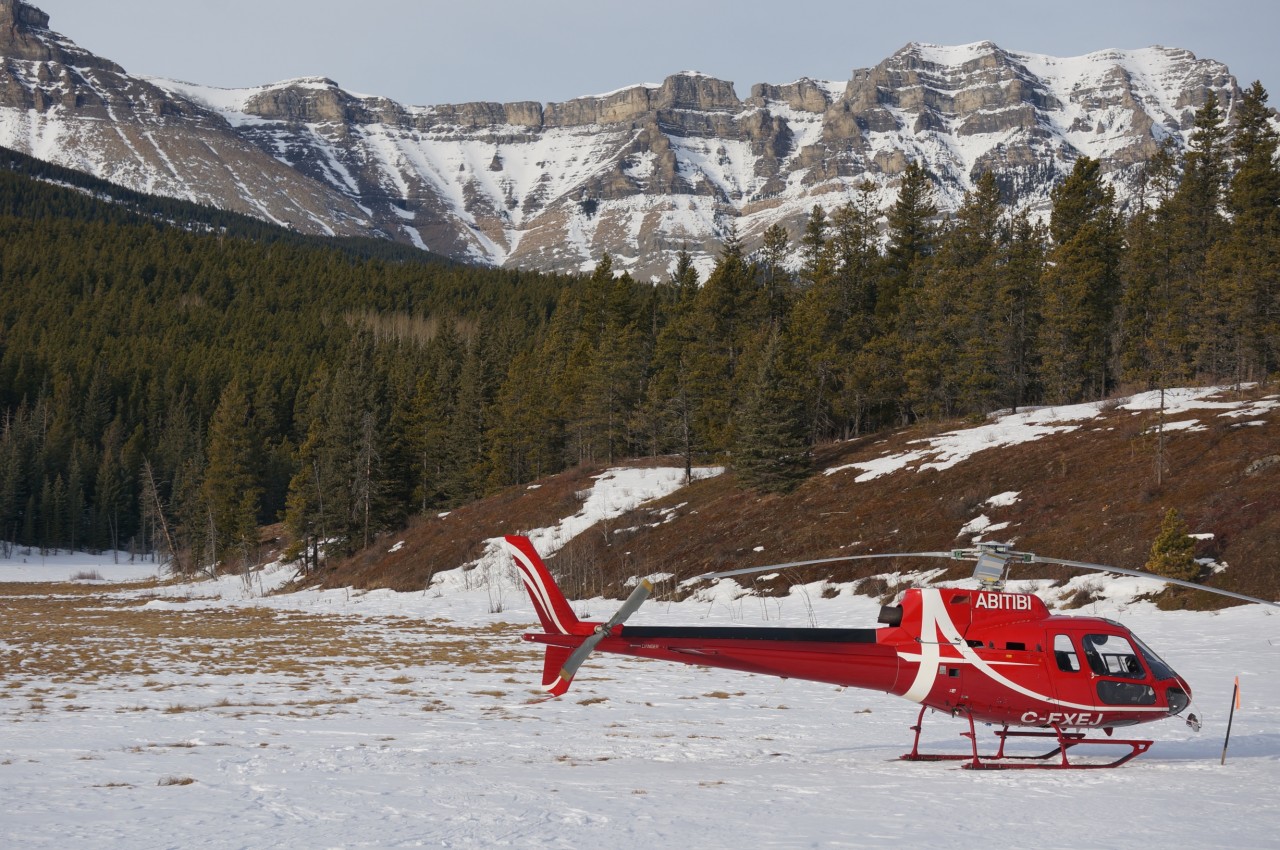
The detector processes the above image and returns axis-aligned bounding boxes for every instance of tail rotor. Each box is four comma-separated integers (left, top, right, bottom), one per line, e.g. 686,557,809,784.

548,579,653,694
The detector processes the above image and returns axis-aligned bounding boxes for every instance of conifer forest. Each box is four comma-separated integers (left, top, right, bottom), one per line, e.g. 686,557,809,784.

1,88,1277,573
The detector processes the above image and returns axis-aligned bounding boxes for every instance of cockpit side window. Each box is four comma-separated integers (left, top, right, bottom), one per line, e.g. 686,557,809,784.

1081,634,1145,679
1053,634,1081,672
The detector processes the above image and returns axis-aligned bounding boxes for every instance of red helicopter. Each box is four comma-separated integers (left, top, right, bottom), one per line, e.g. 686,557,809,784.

504,535,1278,769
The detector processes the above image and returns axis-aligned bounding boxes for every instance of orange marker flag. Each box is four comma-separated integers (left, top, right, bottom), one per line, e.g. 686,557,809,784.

1235,676,1241,709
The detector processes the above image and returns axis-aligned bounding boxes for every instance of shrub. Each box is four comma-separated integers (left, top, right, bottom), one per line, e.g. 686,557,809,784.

1145,508,1197,582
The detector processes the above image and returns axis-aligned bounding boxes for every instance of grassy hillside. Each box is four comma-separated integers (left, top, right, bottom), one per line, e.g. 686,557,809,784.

314,385,1279,609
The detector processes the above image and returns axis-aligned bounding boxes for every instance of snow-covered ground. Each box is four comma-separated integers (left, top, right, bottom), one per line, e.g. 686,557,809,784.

3,465,1278,849
0,547,164,584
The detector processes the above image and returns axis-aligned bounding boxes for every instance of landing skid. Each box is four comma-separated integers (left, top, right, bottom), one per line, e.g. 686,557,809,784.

900,706,1153,770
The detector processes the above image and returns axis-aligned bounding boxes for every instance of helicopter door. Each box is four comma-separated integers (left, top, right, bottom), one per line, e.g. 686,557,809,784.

1049,633,1094,709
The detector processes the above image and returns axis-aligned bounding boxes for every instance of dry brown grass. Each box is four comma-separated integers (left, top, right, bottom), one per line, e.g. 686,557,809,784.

0,583,537,695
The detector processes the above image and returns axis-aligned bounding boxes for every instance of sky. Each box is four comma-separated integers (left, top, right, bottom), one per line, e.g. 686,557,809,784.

30,0,1280,107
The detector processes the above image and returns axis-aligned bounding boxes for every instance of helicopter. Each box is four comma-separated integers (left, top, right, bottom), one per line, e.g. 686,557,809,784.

504,534,1278,769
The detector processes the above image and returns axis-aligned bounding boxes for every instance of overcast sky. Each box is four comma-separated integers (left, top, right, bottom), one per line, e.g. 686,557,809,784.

32,0,1280,106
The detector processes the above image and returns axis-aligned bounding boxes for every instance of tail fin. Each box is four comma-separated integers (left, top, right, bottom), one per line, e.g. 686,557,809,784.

540,645,575,697
503,535,586,636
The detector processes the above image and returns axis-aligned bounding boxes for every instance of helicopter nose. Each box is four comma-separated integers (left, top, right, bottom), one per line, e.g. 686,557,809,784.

1167,683,1191,716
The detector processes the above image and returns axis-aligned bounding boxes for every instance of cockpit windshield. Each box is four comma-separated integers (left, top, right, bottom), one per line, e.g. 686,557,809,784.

1130,633,1179,681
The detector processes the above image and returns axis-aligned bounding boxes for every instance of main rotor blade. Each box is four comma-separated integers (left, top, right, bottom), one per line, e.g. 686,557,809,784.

558,579,654,683
1031,555,1280,608
693,552,956,583
692,547,1280,609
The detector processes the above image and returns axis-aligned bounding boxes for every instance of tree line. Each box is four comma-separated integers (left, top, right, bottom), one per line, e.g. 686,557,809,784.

1,84,1276,572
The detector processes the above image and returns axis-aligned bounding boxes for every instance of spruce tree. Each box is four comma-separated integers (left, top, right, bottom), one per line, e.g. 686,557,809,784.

643,254,703,479
1168,93,1231,378
686,235,765,453
1037,157,1122,403
202,381,261,571
903,172,1004,418
1218,82,1280,381
880,161,937,323
733,331,811,493
1145,507,1198,582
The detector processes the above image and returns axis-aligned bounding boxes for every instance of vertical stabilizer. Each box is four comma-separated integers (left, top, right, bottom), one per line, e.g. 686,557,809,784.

503,535,586,636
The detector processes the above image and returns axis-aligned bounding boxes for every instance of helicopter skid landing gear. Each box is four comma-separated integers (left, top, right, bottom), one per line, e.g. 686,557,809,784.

900,706,1154,769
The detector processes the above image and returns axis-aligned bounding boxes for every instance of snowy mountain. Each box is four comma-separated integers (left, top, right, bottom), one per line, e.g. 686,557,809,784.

0,0,1250,279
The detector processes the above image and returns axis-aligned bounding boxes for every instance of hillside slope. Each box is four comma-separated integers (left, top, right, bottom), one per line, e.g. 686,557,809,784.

317,386,1280,608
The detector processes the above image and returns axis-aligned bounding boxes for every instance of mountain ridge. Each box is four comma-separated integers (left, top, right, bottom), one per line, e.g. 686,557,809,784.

0,0,1263,279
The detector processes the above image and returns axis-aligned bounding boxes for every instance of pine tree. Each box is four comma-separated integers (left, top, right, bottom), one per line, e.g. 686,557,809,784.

1037,157,1122,403
789,205,841,441
1168,93,1232,378
685,236,766,454
799,204,832,292
830,183,887,435
94,437,124,553
879,161,937,322
643,254,703,479
201,381,261,571
991,212,1046,411
733,331,810,493
1217,82,1280,381
1145,507,1198,582
756,224,792,327
578,267,646,464
903,172,1004,418
410,324,463,508
351,409,382,551
448,338,493,502
487,346,559,487
1119,143,1187,390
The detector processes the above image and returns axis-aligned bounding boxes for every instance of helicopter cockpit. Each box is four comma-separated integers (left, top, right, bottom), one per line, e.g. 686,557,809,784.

1074,625,1190,715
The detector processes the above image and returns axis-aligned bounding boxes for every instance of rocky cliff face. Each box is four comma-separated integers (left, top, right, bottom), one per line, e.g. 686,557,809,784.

0,0,371,233
0,1,1257,280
